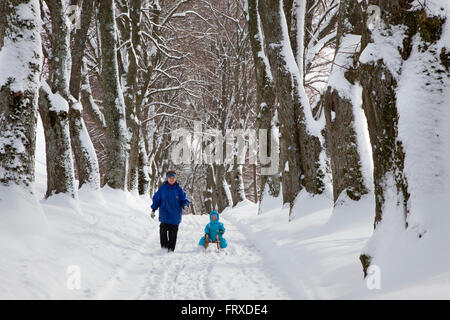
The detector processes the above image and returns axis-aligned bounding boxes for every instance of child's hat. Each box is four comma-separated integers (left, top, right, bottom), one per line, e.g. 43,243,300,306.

209,210,220,221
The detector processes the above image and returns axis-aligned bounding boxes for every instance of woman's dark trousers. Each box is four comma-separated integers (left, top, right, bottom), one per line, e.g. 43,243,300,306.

160,223,179,251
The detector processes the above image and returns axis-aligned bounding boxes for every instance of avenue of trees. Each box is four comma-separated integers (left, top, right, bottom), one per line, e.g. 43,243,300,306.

1,0,448,275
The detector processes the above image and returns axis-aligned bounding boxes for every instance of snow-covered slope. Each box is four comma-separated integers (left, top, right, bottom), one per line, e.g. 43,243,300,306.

239,191,450,299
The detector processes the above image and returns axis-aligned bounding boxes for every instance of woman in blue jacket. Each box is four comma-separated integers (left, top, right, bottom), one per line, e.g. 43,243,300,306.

151,171,190,252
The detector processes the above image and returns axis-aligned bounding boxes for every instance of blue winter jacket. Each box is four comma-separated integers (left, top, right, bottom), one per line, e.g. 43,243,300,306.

151,181,190,225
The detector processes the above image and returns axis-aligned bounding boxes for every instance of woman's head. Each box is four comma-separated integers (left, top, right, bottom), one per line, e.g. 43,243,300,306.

166,170,177,185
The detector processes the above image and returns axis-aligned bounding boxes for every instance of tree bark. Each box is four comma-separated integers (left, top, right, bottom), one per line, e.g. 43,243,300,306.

0,0,42,189
123,0,141,192
258,0,325,211
97,0,129,190
247,0,281,206
214,163,232,212
229,163,246,206
39,0,76,198
203,164,216,213
69,0,94,99
137,127,150,195
38,83,76,198
359,0,410,229
322,0,368,203
68,0,100,190
68,98,101,190
80,64,106,132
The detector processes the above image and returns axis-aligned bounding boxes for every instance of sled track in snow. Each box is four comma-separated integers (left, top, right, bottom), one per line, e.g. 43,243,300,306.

94,215,294,300
94,231,155,299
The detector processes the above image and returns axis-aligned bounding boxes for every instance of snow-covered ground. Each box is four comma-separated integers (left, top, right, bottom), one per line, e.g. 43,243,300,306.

2,179,450,299
230,192,450,299
3,181,449,299
0,160,287,299
1,117,450,299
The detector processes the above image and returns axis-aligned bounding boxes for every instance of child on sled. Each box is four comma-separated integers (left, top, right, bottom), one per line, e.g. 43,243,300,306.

199,211,228,249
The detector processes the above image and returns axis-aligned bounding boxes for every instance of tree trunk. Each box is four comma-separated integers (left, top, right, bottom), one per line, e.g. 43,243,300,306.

123,0,141,192
97,0,129,190
229,163,246,206
80,63,106,132
358,0,410,229
247,0,281,207
39,0,76,198
69,0,94,99
203,165,216,214
137,128,150,195
214,163,232,212
38,83,76,198
322,0,368,204
68,0,100,190
258,0,325,212
68,99,101,190
253,164,258,203
279,131,292,204
0,0,42,189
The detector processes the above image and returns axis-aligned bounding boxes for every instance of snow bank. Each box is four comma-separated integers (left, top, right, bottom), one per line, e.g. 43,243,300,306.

225,191,450,299
0,181,152,299
0,184,48,236
290,189,333,221
224,194,375,299
258,184,283,215
0,115,153,298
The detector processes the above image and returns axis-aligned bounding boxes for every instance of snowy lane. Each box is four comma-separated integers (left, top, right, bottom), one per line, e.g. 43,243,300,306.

0,180,292,299
144,215,291,300
5,187,447,299
90,214,293,300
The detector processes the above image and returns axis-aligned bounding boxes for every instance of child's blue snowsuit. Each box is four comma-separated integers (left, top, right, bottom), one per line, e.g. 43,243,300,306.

199,211,228,248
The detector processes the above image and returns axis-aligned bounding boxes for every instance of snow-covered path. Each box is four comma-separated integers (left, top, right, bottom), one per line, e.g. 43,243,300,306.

3,181,449,299
92,213,295,300
1,182,299,299
0,159,376,301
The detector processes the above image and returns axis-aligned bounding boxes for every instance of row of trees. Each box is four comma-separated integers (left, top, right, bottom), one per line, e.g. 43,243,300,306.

250,0,339,207
1,0,335,209
1,0,266,215
1,0,241,203
251,0,448,275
